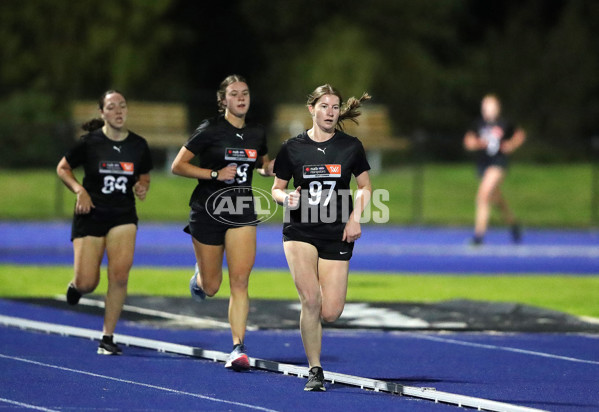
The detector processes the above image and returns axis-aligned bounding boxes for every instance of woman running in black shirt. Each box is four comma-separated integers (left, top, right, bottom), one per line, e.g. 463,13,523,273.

272,84,372,391
57,90,153,355
463,94,526,245
171,75,273,371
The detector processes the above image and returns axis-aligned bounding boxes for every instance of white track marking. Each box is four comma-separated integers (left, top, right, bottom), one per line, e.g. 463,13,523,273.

53,295,257,330
360,243,599,258
0,353,278,412
258,242,599,258
0,315,547,411
0,398,59,411
408,334,599,365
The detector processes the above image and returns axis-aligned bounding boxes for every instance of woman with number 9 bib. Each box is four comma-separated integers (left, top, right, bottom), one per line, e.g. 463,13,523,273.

56,90,153,355
271,84,372,391
171,75,273,371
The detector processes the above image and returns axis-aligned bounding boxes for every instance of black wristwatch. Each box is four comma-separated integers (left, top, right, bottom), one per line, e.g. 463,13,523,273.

210,170,219,180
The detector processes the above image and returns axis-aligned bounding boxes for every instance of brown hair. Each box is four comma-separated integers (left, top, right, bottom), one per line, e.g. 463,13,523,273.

306,84,371,130
216,74,248,113
81,89,125,132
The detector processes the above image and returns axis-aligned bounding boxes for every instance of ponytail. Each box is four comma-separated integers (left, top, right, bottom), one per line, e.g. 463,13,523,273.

81,118,104,132
338,92,371,130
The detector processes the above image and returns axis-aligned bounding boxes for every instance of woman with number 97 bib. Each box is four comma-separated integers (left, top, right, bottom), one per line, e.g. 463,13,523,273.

171,75,274,371
271,84,372,391
57,90,153,355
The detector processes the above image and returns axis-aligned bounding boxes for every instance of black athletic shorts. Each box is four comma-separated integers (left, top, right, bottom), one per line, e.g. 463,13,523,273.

283,232,354,261
184,208,257,246
71,208,138,241
477,156,508,177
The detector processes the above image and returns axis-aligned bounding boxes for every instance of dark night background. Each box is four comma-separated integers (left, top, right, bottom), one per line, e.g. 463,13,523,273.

1,0,598,167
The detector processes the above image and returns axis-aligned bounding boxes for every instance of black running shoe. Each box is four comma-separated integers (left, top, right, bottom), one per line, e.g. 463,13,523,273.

66,283,82,305
511,224,522,244
470,235,484,246
304,366,326,391
97,335,122,355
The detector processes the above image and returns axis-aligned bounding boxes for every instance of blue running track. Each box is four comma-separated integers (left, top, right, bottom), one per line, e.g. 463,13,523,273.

1,298,599,411
1,221,598,273
1,221,598,410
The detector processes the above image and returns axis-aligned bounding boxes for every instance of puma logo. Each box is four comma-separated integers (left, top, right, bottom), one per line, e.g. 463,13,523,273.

236,133,244,140
317,147,326,154
113,146,121,153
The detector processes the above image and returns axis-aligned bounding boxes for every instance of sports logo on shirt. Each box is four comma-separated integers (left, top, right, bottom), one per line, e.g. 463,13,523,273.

303,164,341,178
99,161,134,175
224,148,258,162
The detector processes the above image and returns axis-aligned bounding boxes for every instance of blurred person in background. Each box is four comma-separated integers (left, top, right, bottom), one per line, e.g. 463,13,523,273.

463,93,526,245
271,84,372,391
56,90,153,355
171,74,274,371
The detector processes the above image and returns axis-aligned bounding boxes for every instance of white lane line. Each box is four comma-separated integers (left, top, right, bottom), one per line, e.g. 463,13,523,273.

408,334,599,365
257,242,599,258
0,353,278,412
0,398,59,412
359,244,599,258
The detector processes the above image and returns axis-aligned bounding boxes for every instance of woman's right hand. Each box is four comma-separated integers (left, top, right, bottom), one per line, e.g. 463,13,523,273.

218,164,238,181
75,188,95,214
286,186,301,209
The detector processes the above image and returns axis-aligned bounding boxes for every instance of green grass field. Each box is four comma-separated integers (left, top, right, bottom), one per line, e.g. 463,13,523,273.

1,265,598,318
0,163,594,226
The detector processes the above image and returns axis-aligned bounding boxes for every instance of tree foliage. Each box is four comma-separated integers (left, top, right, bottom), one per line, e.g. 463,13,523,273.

0,0,179,167
1,0,598,166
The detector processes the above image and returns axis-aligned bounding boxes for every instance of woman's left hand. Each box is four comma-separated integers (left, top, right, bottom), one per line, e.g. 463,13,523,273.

342,219,362,243
133,181,148,200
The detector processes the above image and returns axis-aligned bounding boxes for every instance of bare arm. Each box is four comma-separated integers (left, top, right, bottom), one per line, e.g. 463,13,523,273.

56,156,94,214
256,154,275,177
463,131,486,151
501,128,526,154
343,171,372,243
272,177,301,209
133,173,151,201
170,146,236,181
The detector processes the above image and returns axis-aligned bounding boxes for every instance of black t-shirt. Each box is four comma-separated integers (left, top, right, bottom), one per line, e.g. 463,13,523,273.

184,116,268,220
468,118,515,165
65,129,153,217
274,130,370,240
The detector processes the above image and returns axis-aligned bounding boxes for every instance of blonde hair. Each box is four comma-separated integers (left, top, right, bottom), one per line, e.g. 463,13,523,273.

216,74,247,113
306,84,371,130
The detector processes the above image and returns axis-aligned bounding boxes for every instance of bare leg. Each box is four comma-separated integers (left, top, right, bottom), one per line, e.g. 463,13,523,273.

224,225,256,345
474,166,505,239
491,187,516,225
284,241,322,368
72,236,104,294
191,238,225,297
318,259,350,323
103,224,136,336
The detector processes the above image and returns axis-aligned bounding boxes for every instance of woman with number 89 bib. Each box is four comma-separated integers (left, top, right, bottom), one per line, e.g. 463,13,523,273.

56,90,153,355
171,75,273,371
271,84,372,391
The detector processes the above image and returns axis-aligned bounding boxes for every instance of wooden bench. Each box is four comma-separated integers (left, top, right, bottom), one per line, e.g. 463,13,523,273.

72,101,189,172
271,104,408,173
